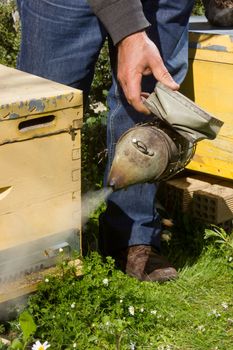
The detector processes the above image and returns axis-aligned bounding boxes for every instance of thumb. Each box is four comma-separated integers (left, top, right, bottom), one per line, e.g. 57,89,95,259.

151,62,179,91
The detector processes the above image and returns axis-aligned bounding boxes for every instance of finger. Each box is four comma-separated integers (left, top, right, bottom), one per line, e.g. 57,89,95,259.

125,73,151,114
151,59,180,91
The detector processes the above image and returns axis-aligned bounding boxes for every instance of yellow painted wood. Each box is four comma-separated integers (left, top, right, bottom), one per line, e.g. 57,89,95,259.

0,65,83,281
0,133,81,250
0,64,83,119
181,26,233,180
0,108,82,145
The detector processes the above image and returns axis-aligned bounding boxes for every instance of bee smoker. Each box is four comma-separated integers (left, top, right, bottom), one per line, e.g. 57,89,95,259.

108,83,223,190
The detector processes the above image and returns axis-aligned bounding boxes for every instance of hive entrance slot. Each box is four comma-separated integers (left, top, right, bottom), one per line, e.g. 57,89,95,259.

18,115,55,132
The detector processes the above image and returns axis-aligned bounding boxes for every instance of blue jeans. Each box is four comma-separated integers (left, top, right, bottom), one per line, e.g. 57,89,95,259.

17,0,194,255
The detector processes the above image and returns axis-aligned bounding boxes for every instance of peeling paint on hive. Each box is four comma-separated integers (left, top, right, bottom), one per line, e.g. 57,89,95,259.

28,99,45,112
190,42,228,52
9,113,19,120
0,64,82,121
189,33,233,53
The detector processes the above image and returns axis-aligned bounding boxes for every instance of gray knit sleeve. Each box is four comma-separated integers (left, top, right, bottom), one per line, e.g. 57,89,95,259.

87,0,150,45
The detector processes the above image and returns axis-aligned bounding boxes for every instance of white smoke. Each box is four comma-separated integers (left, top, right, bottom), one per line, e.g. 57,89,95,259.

81,187,112,226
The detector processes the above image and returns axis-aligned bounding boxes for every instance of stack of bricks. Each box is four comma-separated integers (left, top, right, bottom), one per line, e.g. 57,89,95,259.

158,174,233,229
192,181,233,227
158,174,219,214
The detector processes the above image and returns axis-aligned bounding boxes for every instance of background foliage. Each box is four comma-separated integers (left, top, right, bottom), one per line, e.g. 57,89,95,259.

0,1,20,67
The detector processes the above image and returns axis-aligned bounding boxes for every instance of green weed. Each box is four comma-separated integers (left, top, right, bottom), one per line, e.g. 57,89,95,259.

205,225,233,256
3,244,232,350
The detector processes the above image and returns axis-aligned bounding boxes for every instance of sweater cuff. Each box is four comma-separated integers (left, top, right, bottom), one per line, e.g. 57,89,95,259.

88,0,150,45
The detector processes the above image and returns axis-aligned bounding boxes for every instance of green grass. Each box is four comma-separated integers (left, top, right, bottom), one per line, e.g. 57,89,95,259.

0,2,231,349
2,236,232,350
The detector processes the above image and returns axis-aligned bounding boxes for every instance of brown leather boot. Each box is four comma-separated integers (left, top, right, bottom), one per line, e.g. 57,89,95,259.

114,245,178,282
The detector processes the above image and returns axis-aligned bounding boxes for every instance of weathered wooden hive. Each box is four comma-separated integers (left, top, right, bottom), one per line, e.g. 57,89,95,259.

160,17,233,227
181,17,233,179
0,64,83,291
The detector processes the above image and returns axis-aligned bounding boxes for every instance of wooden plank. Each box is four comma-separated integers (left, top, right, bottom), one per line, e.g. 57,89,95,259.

0,133,81,251
0,108,82,145
181,30,233,180
0,259,82,304
0,64,83,119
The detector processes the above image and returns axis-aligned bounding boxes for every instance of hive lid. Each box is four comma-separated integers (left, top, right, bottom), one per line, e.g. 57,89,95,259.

189,16,233,36
188,16,233,62
0,64,83,120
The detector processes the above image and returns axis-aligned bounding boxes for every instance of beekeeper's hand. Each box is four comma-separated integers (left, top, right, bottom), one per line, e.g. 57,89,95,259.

117,31,179,114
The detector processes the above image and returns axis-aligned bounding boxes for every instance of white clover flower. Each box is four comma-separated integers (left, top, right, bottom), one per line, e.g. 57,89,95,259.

150,310,157,315
71,302,76,309
59,247,64,253
140,307,144,313
120,299,123,303
31,340,50,350
128,306,135,316
44,278,49,283
228,256,233,262
209,309,221,318
158,345,172,350
73,343,77,348
221,302,228,309
130,341,136,350
90,101,107,113
66,312,70,315
197,325,205,332
102,278,109,286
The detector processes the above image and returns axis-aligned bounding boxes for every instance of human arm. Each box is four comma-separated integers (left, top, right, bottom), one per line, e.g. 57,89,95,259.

87,0,179,114
87,0,150,45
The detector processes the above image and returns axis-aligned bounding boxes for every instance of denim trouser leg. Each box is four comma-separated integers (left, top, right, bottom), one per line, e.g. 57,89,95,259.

17,0,107,96
17,0,194,256
100,0,195,256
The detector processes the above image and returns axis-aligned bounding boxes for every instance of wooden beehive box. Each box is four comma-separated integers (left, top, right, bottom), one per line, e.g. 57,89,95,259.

0,64,83,283
181,17,233,180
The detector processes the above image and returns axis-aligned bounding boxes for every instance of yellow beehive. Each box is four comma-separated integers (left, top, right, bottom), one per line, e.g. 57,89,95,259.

0,64,83,282
181,17,233,180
